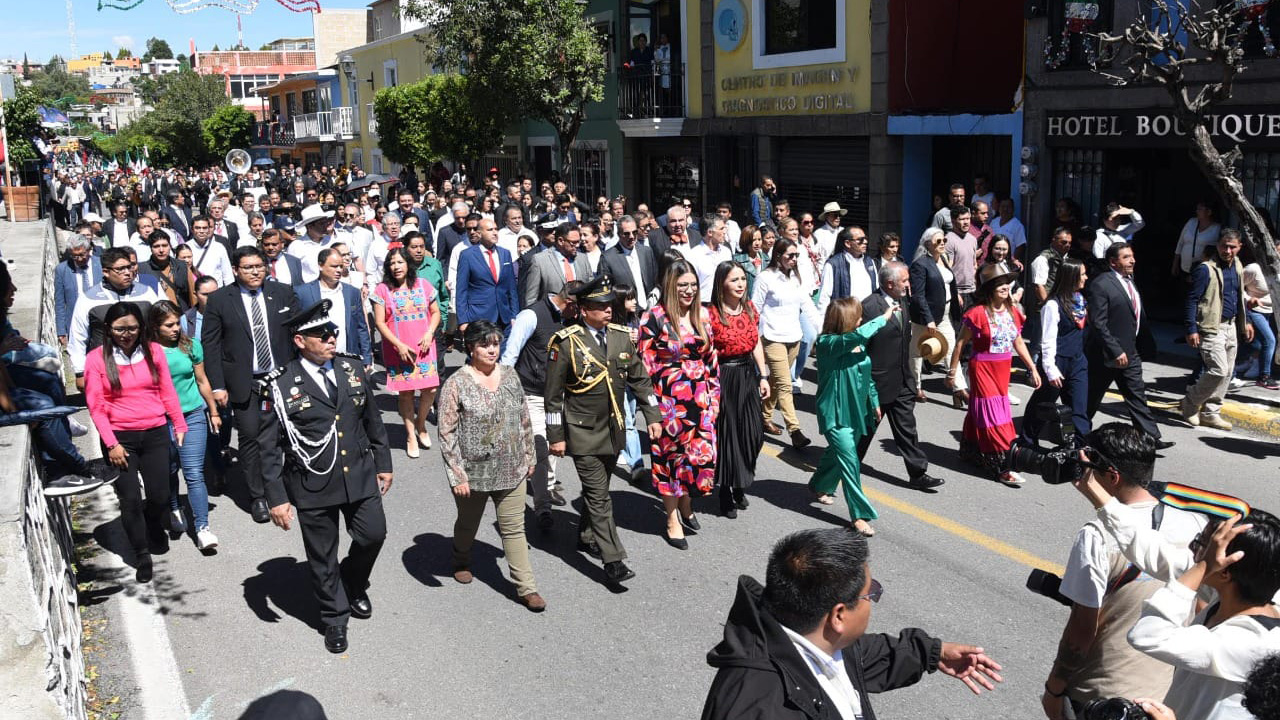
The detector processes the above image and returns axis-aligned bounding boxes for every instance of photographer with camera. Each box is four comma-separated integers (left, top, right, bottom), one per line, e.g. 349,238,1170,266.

1072,458,1280,720
1041,423,1206,720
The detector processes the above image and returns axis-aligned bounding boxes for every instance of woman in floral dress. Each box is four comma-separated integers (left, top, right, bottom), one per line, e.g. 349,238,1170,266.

638,259,719,550
372,246,441,458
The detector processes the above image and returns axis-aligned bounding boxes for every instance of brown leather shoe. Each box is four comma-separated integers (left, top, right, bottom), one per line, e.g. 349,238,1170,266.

453,568,473,584
763,421,783,436
518,592,547,612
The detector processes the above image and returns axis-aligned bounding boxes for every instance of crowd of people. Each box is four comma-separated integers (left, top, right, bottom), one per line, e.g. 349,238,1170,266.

11,160,1277,716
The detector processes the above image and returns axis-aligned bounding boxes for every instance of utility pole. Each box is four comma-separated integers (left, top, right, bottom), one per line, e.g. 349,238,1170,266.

237,14,244,49
66,0,78,57
0,76,15,223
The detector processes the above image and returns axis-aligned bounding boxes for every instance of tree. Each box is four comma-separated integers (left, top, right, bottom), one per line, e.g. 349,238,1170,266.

1095,1,1280,305
145,37,174,60
374,74,507,170
133,74,171,106
29,66,92,108
116,47,132,60
148,69,230,164
22,53,29,77
258,43,274,51
404,0,607,171
211,44,220,52
1,85,43,164
202,104,255,161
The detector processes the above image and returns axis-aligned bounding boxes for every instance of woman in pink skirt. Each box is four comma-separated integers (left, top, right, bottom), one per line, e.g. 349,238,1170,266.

372,246,441,457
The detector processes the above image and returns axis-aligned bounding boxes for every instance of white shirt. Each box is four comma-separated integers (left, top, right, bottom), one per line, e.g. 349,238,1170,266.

265,254,294,285
1174,218,1221,274
779,626,864,720
447,238,478,294
126,232,153,263
973,191,996,209
617,245,652,309
112,221,132,249
817,253,874,317
685,242,733,302
238,285,276,374
813,223,841,261
288,236,328,283
497,226,537,258
989,215,1027,255
752,268,820,343
334,224,374,270
1114,270,1143,333
363,236,391,293
318,281,348,347
1030,253,1052,287
300,355,336,399
185,237,235,287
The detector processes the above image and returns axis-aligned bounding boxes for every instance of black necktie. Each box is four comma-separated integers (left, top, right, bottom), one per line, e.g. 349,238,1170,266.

597,329,607,350
322,366,337,399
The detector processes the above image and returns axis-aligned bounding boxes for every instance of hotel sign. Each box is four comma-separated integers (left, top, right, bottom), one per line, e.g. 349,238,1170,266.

1046,108,1280,149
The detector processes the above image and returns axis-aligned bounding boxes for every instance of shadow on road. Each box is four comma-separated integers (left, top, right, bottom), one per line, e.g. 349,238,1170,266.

1199,434,1280,459
401,531,519,601
748,477,847,527
242,556,322,632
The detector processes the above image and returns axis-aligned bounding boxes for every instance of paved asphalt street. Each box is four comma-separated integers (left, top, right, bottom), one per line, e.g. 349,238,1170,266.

76,350,1280,720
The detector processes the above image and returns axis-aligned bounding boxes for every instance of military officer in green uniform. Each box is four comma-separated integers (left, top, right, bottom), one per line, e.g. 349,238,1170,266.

546,275,661,586
258,299,393,654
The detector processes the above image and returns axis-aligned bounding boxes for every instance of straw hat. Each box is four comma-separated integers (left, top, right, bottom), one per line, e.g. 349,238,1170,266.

916,326,949,365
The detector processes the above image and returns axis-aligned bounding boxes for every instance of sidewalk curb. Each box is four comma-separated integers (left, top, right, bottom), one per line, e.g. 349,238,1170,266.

1220,400,1280,438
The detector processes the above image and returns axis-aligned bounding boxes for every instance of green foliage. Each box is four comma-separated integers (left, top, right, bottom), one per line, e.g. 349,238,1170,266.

146,69,230,165
374,74,508,168
95,113,172,166
202,104,255,161
145,37,174,60
406,0,607,169
258,43,274,51
211,44,220,52
116,47,132,59
1,85,42,164
29,66,92,108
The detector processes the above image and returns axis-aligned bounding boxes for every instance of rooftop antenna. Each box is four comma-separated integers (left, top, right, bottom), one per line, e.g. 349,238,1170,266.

236,12,244,48
67,0,78,56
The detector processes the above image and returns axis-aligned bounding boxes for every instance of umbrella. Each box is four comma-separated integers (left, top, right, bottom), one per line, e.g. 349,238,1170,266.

253,157,275,166
344,173,393,191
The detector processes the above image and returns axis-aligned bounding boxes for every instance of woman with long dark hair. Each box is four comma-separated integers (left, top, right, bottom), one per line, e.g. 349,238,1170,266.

1018,258,1090,446
638,259,720,549
372,245,441,457
751,238,818,448
148,300,222,550
707,260,770,518
85,302,187,582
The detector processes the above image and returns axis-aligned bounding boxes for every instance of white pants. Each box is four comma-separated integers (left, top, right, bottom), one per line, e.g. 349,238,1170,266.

910,309,966,392
524,394,559,513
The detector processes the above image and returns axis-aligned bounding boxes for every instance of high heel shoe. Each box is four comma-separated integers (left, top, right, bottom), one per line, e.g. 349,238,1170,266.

406,440,420,459
418,431,432,449
952,389,969,409
679,514,701,533
664,529,688,550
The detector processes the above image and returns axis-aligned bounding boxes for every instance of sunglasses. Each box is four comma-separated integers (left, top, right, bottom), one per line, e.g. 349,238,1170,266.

301,327,340,340
859,578,884,604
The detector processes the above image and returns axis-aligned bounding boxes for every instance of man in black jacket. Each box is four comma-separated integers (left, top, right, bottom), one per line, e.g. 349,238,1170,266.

857,262,945,491
703,528,1002,720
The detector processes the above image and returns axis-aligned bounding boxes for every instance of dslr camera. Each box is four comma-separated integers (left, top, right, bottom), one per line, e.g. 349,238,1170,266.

1080,697,1153,720
1006,404,1108,485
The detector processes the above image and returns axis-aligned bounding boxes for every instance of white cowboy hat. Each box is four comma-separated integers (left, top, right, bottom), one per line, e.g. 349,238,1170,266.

821,201,848,217
82,212,106,224
293,204,335,232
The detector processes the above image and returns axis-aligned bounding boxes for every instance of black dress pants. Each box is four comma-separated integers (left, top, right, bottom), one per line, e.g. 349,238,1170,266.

110,426,173,555
297,494,387,627
1085,355,1162,439
230,388,267,501
857,384,930,480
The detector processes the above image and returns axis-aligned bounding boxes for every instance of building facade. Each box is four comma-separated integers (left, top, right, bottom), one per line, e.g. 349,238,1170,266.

251,70,355,168
192,42,317,116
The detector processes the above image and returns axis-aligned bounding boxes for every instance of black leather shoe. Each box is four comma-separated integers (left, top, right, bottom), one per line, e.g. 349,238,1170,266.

664,530,688,550
909,473,945,490
135,553,153,584
603,561,635,584
1154,439,1176,450
721,504,738,519
576,539,602,559
549,488,567,507
734,493,750,510
347,590,372,620
537,510,554,530
679,514,701,532
251,498,271,524
790,430,811,449
324,625,348,654
630,466,650,486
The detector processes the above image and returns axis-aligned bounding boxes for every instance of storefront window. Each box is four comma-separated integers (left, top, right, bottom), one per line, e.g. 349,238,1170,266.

1051,148,1104,227
1239,151,1280,229
569,146,610,203
763,0,836,56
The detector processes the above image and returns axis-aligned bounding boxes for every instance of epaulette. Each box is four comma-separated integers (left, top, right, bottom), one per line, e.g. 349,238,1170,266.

260,365,289,384
607,323,631,332
334,351,361,361
551,325,583,341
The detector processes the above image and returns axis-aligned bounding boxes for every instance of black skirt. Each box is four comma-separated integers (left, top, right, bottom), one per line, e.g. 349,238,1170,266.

714,355,763,491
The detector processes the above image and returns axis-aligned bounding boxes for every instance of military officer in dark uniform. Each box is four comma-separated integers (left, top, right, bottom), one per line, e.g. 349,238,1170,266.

259,299,393,654
545,275,661,586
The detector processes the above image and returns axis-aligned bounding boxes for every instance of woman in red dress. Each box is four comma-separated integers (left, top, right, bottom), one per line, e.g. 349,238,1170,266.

638,259,720,549
706,261,770,518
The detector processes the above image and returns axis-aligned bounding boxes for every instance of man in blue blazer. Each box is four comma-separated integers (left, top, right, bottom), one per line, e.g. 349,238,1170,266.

54,234,102,345
295,247,373,368
455,218,519,339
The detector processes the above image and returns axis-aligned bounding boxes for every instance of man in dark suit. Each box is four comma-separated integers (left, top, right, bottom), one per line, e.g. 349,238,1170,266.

260,230,305,287
856,262,945,490
1085,242,1173,448
102,202,137,250
647,203,703,258
296,248,373,368
208,197,241,256
259,299,392,654
522,223,593,308
600,215,659,311
202,246,300,523
455,217,519,338
164,191,194,242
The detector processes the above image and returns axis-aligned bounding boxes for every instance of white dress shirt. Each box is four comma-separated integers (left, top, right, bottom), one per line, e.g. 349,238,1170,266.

817,253,873,316
752,268,819,343
497,226,538,258
779,626,863,720
238,285,276,374
112,221,132,249
318,281,348,346
301,355,336,399
618,246,651,309
186,237,235,287
685,242,733,302
287,237,328,283
447,238,478,293
265,254,293,285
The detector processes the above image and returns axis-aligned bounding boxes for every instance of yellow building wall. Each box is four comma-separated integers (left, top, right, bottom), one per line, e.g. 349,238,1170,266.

338,33,434,169
68,53,109,74
711,0,870,118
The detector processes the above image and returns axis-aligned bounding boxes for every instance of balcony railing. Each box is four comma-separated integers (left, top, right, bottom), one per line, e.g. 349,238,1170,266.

293,111,332,139
335,106,355,136
366,102,378,136
617,64,684,119
252,121,294,146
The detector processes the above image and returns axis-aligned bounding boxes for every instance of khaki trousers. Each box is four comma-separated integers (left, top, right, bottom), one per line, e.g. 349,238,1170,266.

452,480,537,597
762,339,801,432
909,313,966,391
1185,331,1238,418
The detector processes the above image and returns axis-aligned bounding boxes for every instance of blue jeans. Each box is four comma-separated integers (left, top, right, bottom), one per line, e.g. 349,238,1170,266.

792,311,818,383
11,386,87,478
617,389,642,470
6,364,66,403
1235,310,1276,379
169,409,210,529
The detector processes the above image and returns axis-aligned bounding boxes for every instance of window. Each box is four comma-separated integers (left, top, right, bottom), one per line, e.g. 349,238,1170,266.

1239,152,1280,230
1051,148,1104,228
228,73,280,100
751,0,845,69
371,149,384,174
764,0,835,56
286,93,297,119
567,145,609,203
1044,0,1114,71
302,89,318,114
383,60,398,88
349,147,363,170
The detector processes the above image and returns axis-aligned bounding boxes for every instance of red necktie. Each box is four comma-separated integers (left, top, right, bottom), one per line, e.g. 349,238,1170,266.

269,258,277,278
562,257,575,282
488,250,499,282
1124,276,1138,319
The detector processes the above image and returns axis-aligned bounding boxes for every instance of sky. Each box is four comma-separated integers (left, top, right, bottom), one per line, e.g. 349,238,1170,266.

0,0,369,63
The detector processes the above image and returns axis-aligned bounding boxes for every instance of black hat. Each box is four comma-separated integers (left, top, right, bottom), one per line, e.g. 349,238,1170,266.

576,274,616,304
284,299,336,335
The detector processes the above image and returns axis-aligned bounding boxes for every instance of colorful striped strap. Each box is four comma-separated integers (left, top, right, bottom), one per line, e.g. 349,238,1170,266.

1154,482,1251,519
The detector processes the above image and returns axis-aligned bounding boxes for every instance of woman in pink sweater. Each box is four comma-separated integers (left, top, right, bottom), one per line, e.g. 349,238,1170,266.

85,302,187,583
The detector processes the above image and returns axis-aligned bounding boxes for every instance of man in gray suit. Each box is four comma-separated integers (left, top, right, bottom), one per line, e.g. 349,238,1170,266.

521,223,593,309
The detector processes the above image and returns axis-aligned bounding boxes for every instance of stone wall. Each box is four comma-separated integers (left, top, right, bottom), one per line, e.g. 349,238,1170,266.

0,220,87,720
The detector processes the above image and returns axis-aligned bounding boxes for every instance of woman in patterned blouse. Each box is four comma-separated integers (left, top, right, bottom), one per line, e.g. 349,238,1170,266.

436,320,543,612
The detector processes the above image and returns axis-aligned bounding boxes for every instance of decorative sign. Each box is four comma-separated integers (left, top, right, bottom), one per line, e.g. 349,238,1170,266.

714,0,747,54
1045,107,1280,149
719,66,861,116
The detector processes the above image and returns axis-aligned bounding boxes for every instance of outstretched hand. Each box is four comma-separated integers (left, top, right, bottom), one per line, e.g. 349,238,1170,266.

937,643,1004,695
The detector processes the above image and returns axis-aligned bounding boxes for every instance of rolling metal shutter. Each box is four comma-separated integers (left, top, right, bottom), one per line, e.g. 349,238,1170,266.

778,138,871,228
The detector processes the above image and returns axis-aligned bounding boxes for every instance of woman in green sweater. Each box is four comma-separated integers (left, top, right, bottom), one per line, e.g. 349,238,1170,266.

808,296,893,536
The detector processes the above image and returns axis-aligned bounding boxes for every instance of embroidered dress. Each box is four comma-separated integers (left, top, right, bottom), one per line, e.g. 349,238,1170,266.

959,305,1024,476
638,305,720,498
375,280,440,392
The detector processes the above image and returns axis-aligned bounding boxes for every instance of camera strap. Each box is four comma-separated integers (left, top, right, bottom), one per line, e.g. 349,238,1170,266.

1107,504,1166,597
